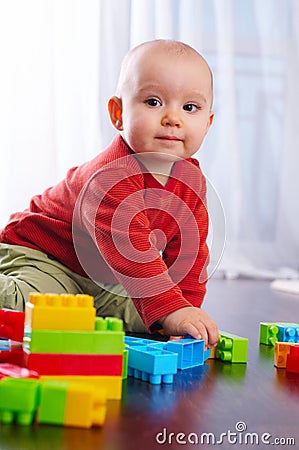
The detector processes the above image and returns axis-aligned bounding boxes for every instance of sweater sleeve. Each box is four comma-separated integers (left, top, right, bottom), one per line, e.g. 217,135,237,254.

78,164,193,330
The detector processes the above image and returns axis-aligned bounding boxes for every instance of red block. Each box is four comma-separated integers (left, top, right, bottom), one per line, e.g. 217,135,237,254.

0,347,25,366
23,351,123,376
0,309,25,342
286,345,299,373
0,363,39,380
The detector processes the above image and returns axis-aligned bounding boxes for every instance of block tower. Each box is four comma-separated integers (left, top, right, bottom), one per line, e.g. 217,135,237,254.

23,292,125,400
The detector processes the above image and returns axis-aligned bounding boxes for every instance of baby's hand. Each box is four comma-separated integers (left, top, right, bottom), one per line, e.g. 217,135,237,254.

158,307,218,349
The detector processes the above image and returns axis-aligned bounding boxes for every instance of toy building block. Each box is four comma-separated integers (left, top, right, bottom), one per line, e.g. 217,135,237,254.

122,347,128,379
208,346,217,359
0,346,25,366
276,323,299,343
37,381,106,428
125,335,209,369
40,375,122,400
286,345,299,374
127,345,178,384
27,328,124,355
23,351,123,376
0,339,10,350
166,338,205,369
0,378,40,425
124,336,158,347
274,342,297,368
260,322,280,346
0,309,25,342
183,334,211,361
0,363,39,380
63,383,106,427
216,331,248,363
95,316,123,331
25,293,96,332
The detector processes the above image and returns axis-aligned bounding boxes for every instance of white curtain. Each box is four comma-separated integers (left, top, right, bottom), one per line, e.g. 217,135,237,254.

0,0,298,279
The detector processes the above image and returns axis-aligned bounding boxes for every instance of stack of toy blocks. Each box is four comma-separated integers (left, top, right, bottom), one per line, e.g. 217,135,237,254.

23,293,125,400
260,321,299,374
260,322,299,346
209,331,248,363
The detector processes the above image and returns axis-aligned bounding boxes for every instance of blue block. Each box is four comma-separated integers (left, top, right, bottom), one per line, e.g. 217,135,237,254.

125,336,208,369
124,336,156,347
184,335,210,361
204,348,211,360
165,339,205,369
0,339,10,351
127,345,178,385
276,323,299,343
127,366,175,384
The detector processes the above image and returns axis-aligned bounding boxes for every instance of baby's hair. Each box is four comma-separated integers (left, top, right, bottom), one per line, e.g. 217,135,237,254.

116,39,213,107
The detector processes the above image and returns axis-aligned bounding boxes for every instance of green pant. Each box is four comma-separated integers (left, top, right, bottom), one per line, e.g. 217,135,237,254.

0,243,146,332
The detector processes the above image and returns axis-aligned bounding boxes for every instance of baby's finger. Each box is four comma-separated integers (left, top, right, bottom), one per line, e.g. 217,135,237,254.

205,320,219,347
182,322,208,348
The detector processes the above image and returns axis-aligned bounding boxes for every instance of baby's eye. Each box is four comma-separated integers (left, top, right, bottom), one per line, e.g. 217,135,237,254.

183,104,198,112
145,98,162,107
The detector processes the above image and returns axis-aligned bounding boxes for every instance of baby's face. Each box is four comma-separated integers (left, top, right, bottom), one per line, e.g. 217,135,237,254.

118,44,214,160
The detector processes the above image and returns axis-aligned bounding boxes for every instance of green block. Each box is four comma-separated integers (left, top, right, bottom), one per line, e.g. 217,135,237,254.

95,316,123,332
216,331,248,363
0,378,40,425
259,322,279,346
37,382,68,425
122,347,129,379
27,329,125,354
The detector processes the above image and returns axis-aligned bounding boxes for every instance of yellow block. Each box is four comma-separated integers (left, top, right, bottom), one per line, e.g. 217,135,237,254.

64,383,106,428
40,375,123,400
208,346,217,359
25,293,96,331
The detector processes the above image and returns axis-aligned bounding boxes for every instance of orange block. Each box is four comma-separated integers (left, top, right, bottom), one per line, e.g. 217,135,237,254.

274,342,296,368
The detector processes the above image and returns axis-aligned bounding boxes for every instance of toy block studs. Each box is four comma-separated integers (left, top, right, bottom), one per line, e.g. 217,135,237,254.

260,322,299,345
95,316,123,331
25,292,96,332
277,323,299,343
260,323,279,346
216,332,248,363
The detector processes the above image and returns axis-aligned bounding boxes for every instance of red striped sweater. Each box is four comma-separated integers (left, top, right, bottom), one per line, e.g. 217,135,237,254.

0,135,209,330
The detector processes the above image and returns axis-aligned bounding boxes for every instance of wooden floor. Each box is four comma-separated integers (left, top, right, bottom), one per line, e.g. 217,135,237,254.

1,278,299,450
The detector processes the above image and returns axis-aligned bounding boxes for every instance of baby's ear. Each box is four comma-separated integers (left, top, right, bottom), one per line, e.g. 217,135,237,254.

108,96,123,130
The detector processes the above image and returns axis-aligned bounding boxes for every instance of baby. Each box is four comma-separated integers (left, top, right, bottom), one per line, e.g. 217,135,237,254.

0,39,218,348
